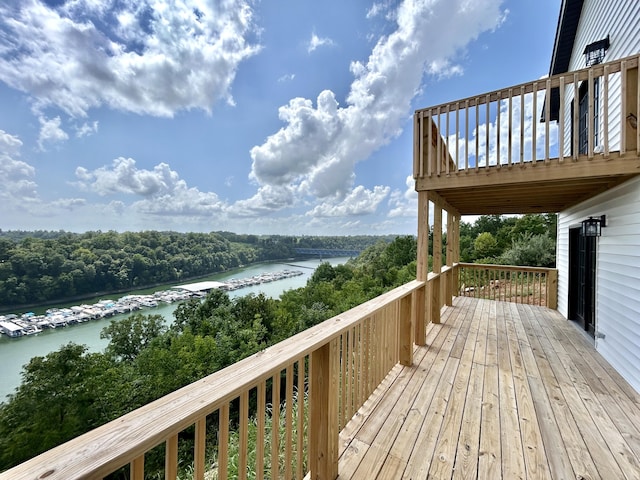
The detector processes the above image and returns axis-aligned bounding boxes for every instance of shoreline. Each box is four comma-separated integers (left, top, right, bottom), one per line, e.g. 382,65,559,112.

0,269,303,339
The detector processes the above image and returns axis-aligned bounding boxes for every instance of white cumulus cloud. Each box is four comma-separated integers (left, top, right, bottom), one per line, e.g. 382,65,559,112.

307,185,390,217
249,0,508,213
0,130,38,201
38,115,69,150
0,0,261,118
74,157,227,217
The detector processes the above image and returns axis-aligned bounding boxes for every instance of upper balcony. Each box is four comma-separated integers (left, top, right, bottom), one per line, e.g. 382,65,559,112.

413,54,640,215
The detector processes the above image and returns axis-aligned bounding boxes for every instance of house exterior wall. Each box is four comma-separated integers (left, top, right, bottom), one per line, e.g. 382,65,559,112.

556,0,640,392
559,0,640,154
557,176,640,392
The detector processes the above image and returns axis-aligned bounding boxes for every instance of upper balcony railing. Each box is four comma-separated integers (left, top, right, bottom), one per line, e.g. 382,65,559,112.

414,54,640,179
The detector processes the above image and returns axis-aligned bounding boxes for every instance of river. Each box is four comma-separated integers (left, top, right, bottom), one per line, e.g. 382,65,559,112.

0,257,350,401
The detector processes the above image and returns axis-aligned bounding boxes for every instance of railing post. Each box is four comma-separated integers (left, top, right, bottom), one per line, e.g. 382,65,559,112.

399,294,413,366
414,284,426,346
430,274,441,324
547,269,558,310
310,341,338,480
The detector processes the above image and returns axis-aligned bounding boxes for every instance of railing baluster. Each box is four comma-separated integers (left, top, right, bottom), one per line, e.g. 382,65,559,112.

218,409,228,480
621,60,627,155
588,68,594,159
573,73,579,160
427,109,433,177
285,365,294,480
256,381,266,480
437,106,442,176
545,78,551,162
475,98,480,171
520,85,525,165
486,94,491,166
346,328,354,419
240,391,249,480
637,58,640,155
508,89,513,166
193,418,208,480
559,76,565,162
465,99,470,171
271,373,280,480
166,434,178,480
455,103,460,169
296,358,306,480
496,92,501,167
419,111,425,176
339,332,347,429
532,82,537,163
131,455,144,480
446,104,451,174
603,64,610,157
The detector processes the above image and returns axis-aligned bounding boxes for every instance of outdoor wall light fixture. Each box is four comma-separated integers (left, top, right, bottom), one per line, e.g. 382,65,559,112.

582,215,606,237
627,113,638,130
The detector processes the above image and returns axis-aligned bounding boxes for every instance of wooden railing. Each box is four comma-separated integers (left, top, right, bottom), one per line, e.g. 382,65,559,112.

0,280,426,480
414,54,640,178
458,263,558,309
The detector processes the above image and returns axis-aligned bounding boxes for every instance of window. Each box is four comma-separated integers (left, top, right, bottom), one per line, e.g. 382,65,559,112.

583,36,610,67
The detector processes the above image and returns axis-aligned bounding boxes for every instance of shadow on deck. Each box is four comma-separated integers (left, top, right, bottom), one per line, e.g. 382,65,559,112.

338,296,640,479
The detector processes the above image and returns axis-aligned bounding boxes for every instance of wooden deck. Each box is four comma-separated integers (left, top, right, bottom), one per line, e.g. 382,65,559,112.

337,296,640,479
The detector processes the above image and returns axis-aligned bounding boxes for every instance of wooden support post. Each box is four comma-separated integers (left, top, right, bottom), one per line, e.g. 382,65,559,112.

310,341,338,480
399,294,413,366
547,269,558,310
417,191,430,281
431,204,442,324
433,205,442,274
414,285,426,346
446,212,454,306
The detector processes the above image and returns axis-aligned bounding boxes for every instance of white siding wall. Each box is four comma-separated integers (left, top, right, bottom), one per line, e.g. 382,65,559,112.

560,0,640,154
557,177,640,392
556,0,640,392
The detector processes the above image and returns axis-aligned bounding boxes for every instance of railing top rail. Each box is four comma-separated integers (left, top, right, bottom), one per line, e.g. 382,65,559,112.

415,53,639,115
458,263,557,273
1,279,425,480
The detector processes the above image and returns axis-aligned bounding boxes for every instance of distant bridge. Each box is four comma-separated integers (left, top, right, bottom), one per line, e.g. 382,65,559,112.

294,248,361,258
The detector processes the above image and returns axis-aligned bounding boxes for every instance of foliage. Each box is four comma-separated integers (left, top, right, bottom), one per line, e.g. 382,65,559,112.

101,313,167,361
459,214,557,266
499,232,556,268
473,232,500,259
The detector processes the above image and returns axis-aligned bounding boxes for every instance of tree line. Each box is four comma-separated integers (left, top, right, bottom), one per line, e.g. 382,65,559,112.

0,231,393,309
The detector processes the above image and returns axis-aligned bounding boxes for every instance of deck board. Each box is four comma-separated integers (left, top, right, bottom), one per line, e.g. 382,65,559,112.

338,296,640,479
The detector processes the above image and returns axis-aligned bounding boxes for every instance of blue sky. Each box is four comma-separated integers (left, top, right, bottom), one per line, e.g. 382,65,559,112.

0,0,559,235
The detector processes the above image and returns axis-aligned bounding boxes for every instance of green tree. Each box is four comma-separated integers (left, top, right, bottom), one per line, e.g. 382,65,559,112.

474,232,500,259
499,233,556,267
101,313,167,361
0,344,122,469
